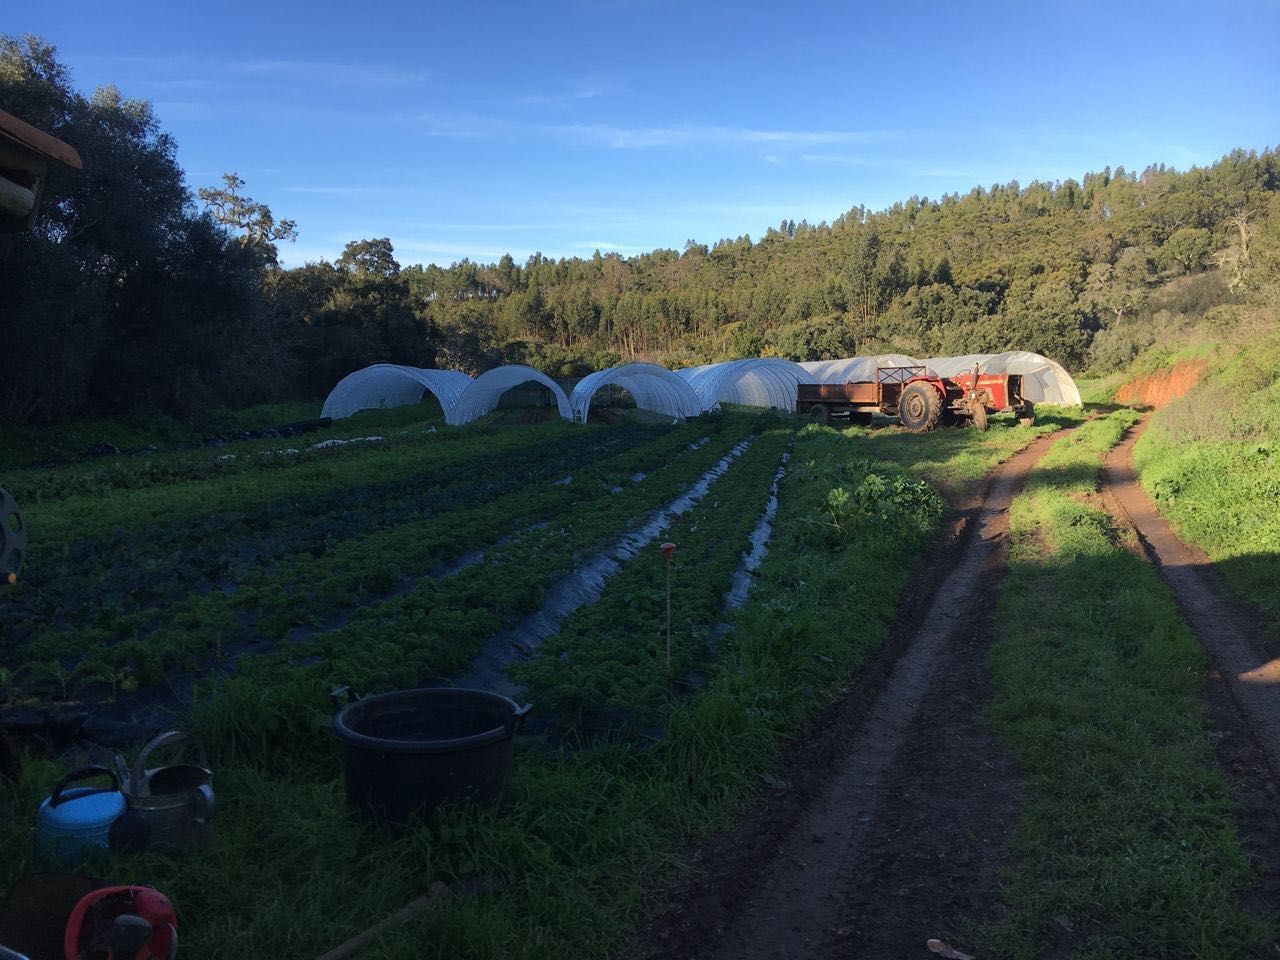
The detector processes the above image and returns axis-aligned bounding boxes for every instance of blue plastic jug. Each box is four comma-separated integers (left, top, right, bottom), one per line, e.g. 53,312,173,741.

34,766,126,868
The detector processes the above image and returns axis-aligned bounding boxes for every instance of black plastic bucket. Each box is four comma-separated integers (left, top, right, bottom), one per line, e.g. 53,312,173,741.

330,687,530,827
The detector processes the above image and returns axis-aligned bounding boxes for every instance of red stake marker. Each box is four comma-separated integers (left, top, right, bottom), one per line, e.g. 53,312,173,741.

661,542,676,674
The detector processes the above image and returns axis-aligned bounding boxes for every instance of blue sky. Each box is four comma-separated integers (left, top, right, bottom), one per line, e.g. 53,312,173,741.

10,0,1280,269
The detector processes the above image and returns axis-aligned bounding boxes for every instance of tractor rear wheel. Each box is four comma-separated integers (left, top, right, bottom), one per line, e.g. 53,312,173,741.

971,403,988,431
808,403,830,425
898,383,942,433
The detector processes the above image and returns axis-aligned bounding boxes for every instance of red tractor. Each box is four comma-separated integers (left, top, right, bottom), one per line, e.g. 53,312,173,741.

795,365,1034,433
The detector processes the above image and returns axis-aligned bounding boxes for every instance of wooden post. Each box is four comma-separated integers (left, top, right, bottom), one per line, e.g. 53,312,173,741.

0,174,35,218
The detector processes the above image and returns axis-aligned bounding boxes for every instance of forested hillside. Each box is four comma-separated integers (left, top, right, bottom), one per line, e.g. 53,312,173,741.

2,33,1277,426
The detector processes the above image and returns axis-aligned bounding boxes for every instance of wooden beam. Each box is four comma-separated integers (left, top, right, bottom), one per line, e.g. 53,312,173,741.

0,139,46,178
0,109,82,170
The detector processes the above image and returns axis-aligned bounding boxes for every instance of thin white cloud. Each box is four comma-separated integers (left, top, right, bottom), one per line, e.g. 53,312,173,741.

388,221,548,232
391,239,516,261
911,166,972,178
549,197,847,219
573,241,651,254
546,122,893,149
281,185,390,196
801,153,876,167
226,58,432,88
405,112,897,150
514,77,616,107
152,100,216,117
91,54,432,91
415,112,513,138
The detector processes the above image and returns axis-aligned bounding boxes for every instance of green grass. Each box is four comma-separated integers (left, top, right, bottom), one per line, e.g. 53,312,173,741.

851,408,1082,500
1074,375,1125,405
984,410,1268,958
1131,331,1280,639
1124,340,1221,380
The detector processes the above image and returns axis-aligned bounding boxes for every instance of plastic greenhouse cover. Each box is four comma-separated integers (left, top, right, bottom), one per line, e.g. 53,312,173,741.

447,364,573,425
676,358,808,412
796,354,925,384
920,352,1082,405
321,364,472,420
569,362,703,422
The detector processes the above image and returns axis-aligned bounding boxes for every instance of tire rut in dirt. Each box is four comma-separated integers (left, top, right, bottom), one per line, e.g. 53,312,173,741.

825,581,1019,958
642,430,1064,960
1102,417,1280,778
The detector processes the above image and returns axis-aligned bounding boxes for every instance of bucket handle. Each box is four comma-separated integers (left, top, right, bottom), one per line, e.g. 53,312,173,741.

131,730,209,797
49,765,120,807
506,703,533,736
192,783,215,824
329,685,361,715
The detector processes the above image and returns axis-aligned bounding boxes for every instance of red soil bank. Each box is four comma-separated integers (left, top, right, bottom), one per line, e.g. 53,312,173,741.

1114,359,1207,408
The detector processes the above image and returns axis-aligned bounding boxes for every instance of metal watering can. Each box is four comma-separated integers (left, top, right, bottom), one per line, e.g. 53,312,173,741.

112,730,214,854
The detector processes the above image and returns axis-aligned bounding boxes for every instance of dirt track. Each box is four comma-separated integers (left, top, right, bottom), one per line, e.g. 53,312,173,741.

1102,417,1280,777
640,431,1063,960
638,419,1280,959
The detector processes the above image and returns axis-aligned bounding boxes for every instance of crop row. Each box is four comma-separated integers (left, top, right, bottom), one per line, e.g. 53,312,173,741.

8,422,670,651
258,420,769,700
176,417,772,758
513,428,794,729
22,419,590,546
10,416,762,701
5,408,532,506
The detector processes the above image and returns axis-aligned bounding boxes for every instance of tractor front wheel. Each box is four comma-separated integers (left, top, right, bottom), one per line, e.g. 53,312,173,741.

898,383,942,433
971,403,988,432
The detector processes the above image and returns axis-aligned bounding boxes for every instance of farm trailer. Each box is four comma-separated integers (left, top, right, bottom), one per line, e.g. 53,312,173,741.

795,365,1035,432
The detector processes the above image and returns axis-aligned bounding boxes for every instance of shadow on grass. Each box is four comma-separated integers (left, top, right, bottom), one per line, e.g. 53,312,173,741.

986,535,1280,956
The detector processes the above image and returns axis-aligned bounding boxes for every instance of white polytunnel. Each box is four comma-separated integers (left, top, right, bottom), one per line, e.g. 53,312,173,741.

570,362,704,423
797,354,924,384
447,364,574,426
676,358,809,413
921,352,1082,406
320,364,473,420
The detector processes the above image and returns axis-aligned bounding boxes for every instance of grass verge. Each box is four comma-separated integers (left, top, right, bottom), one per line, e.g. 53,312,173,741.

984,409,1269,957
1132,331,1280,640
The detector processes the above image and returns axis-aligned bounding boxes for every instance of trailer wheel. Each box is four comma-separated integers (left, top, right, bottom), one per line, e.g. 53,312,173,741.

971,403,988,432
898,383,941,433
808,403,830,425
